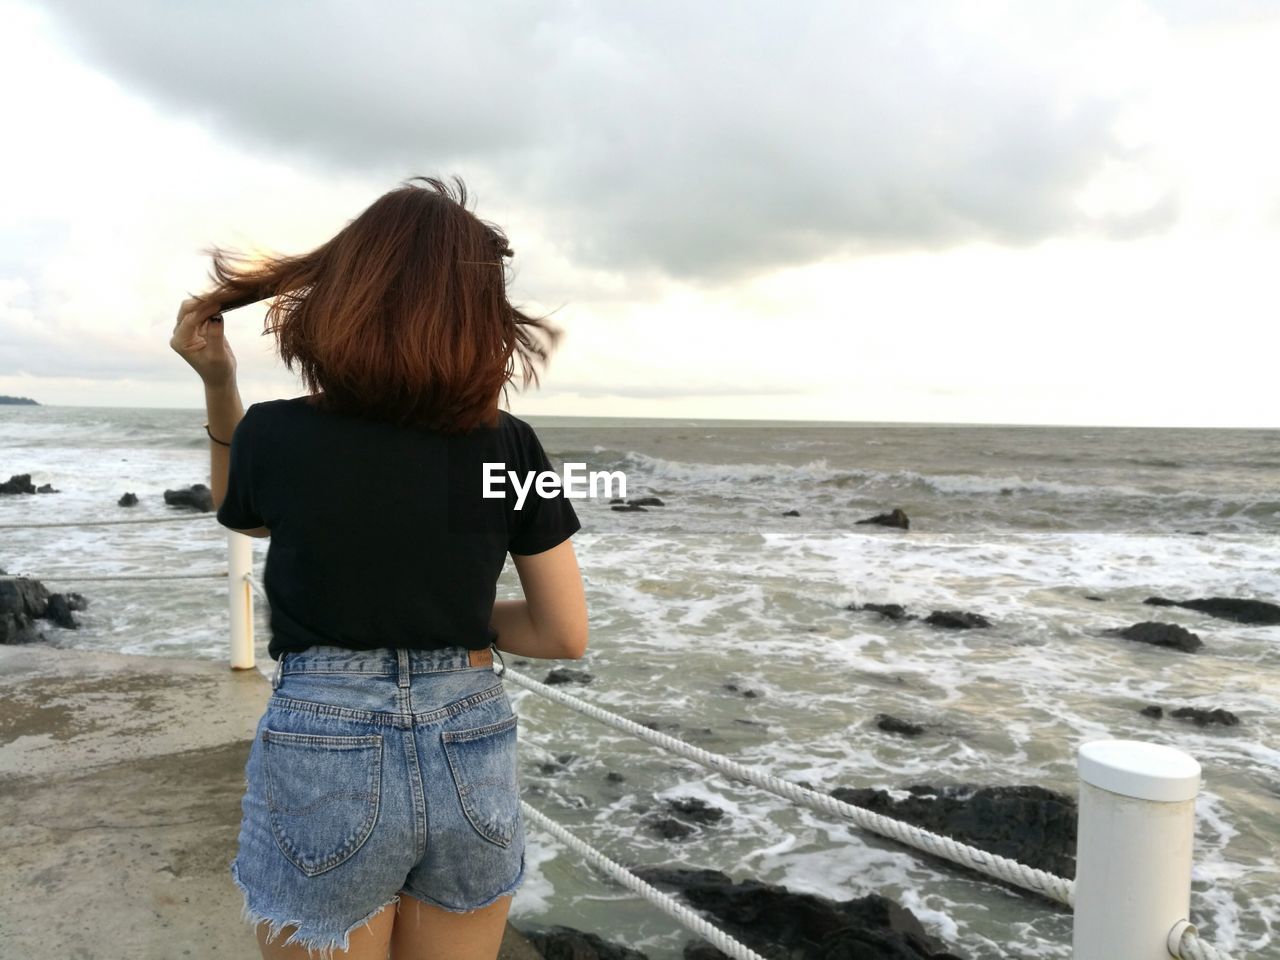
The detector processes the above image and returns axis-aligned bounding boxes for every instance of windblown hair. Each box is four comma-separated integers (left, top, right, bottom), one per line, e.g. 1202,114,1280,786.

198,175,560,431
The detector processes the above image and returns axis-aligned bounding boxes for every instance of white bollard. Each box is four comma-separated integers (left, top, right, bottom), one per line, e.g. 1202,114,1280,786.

1073,739,1201,960
227,529,255,671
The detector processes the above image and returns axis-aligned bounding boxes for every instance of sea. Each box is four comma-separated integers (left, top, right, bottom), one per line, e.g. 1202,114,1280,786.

2,403,1277,959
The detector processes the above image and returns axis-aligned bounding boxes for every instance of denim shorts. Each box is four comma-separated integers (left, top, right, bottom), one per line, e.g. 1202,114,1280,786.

230,644,524,958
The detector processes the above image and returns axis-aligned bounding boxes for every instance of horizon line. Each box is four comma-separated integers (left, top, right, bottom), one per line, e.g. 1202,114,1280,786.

7,401,1276,431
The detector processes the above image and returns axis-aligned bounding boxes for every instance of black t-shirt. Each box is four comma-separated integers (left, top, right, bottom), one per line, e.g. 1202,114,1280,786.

216,396,580,661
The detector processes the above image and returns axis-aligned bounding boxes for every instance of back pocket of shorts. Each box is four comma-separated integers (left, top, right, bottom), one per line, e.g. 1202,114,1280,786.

442,714,519,847
262,728,383,877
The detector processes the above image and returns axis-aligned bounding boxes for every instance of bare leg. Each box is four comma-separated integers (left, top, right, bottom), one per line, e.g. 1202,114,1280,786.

389,892,513,960
254,901,397,959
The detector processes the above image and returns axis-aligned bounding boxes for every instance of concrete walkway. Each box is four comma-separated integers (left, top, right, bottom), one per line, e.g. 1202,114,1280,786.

0,644,541,959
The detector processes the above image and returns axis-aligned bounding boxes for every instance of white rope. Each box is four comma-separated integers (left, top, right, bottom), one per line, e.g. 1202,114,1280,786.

510,672,1247,958
0,514,214,529
16,571,228,582
1173,926,1236,960
528,796,1239,960
521,800,769,960
506,668,1076,906
245,573,268,602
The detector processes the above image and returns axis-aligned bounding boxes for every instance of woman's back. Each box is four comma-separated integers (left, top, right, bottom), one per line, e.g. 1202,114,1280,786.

217,396,580,662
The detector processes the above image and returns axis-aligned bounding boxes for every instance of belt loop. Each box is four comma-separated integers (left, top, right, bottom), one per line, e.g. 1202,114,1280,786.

490,641,506,677
271,652,286,691
396,648,411,688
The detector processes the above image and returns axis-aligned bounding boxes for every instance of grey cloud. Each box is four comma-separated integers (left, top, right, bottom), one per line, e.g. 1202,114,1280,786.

41,0,1179,281
0,323,179,380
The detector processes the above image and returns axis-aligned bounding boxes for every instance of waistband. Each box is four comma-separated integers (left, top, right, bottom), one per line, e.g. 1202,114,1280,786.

271,644,501,691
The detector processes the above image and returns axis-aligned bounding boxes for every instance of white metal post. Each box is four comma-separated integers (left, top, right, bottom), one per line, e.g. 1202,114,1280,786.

1073,739,1201,960
227,529,255,670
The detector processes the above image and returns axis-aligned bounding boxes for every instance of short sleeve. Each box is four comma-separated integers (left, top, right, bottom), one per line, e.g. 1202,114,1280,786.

216,405,265,530
507,419,581,556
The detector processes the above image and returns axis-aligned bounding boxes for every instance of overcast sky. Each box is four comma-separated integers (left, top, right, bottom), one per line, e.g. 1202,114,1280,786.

1,1,1276,427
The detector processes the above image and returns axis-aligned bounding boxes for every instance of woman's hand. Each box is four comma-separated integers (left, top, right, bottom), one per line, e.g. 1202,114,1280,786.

170,295,237,388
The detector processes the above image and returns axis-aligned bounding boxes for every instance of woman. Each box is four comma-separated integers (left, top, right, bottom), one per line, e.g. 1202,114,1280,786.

169,176,588,960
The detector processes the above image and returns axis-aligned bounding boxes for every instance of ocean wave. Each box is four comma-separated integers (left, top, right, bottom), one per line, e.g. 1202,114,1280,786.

610,451,1264,506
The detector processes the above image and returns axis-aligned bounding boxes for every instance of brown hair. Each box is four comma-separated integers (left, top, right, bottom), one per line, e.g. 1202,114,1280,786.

198,175,559,431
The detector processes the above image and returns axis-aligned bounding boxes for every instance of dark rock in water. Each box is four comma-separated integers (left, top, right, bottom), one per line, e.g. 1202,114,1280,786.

638,867,964,960
924,610,992,629
118,492,138,507
646,817,695,841
876,714,926,737
855,508,910,530
36,483,58,493
164,483,214,511
0,611,41,645
830,784,1076,879
1,474,37,495
538,753,577,775
605,771,626,784
628,496,664,507
1143,596,1280,625
875,716,926,742
611,503,646,512
1139,703,1238,726
523,925,649,960
723,682,763,699
639,718,678,732
608,497,625,504
1171,707,1240,727
1109,621,1203,653
1084,595,1106,602
999,487,1014,496
545,668,593,686
782,509,801,517
1,575,52,644
849,602,914,621
667,797,726,824
46,593,83,629
2,580,89,639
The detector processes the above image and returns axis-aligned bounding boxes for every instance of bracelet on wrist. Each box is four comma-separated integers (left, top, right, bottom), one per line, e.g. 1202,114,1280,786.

204,423,231,446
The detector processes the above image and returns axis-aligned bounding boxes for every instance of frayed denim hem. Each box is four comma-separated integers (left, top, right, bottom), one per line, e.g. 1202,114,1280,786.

398,851,526,915
230,857,400,960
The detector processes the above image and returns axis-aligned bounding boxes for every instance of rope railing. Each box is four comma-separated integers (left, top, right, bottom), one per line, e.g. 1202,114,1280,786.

22,572,227,582
521,801,769,960
0,510,1244,960
504,669,1239,960
0,514,227,581
0,514,214,530
505,667,1074,905
1171,921,1235,960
